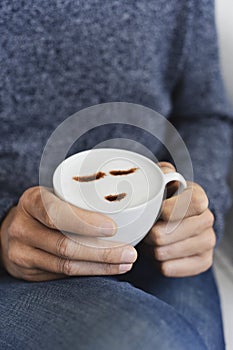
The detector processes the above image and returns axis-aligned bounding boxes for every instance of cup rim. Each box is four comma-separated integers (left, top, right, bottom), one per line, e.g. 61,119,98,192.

53,148,167,213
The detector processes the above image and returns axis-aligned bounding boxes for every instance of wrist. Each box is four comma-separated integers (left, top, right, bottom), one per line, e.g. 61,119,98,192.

0,206,18,271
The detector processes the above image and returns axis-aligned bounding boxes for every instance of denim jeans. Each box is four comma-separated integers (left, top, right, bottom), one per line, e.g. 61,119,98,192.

0,254,225,350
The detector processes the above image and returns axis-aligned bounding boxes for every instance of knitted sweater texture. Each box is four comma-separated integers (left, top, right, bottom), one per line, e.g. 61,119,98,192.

0,0,232,241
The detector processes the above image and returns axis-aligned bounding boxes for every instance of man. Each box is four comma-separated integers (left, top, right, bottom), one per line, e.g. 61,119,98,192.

0,0,232,349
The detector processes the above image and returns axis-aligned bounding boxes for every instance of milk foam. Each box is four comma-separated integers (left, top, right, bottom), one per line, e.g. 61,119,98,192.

53,149,162,213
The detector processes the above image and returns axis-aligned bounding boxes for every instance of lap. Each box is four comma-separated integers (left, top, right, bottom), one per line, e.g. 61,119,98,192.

0,250,224,350
117,253,225,350
0,270,208,350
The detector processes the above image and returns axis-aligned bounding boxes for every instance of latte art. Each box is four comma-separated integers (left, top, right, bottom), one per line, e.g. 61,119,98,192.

53,149,162,213
53,148,186,245
105,193,127,202
73,167,140,203
109,168,138,176
73,171,106,182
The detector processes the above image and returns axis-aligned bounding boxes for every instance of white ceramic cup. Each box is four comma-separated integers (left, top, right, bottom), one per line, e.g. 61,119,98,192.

53,148,187,246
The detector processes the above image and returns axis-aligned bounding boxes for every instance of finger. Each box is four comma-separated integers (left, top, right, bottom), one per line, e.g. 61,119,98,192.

20,186,117,237
160,250,214,277
10,264,65,282
30,248,133,276
160,182,209,222
157,162,176,173
157,162,180,197
19,219,137,264
9,243,134,275
153,228,216,262
144,209,214,246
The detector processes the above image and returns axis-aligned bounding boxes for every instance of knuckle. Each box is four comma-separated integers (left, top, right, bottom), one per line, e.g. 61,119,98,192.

159,162,176,172
8,246,16,263
192,186,209,214
167,163,176,172
8,247,30,268
151,226,164,246
58,258,73,276
208,231,216,249
154,247,167,261
20,186,40,209
56,235,69,258
8,220,20,238
201,230,216,251
8,217,28,241
204,210,215,228
160,262,172,277
101,248,113,263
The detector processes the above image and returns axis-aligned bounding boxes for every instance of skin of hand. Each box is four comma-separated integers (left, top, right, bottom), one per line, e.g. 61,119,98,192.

0,187,137,281
0,162,215,282
141,162,216,277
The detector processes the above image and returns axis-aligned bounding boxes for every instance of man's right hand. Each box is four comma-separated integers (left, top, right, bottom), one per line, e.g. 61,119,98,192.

0,187,137,281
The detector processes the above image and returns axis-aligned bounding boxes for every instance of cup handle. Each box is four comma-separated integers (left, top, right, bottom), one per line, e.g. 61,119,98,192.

163,172,187,196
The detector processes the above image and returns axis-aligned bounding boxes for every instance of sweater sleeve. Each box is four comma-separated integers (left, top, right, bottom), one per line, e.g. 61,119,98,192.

0,124,21,225
0,175,19,225
0,192,18,224
169,0,233,242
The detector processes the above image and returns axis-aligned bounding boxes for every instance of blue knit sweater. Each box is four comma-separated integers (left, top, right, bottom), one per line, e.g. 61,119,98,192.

0,0,232,242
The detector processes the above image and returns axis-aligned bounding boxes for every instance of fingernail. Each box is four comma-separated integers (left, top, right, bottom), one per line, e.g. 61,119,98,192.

99,221,116,236
121,249,137,263
119,263,133,273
